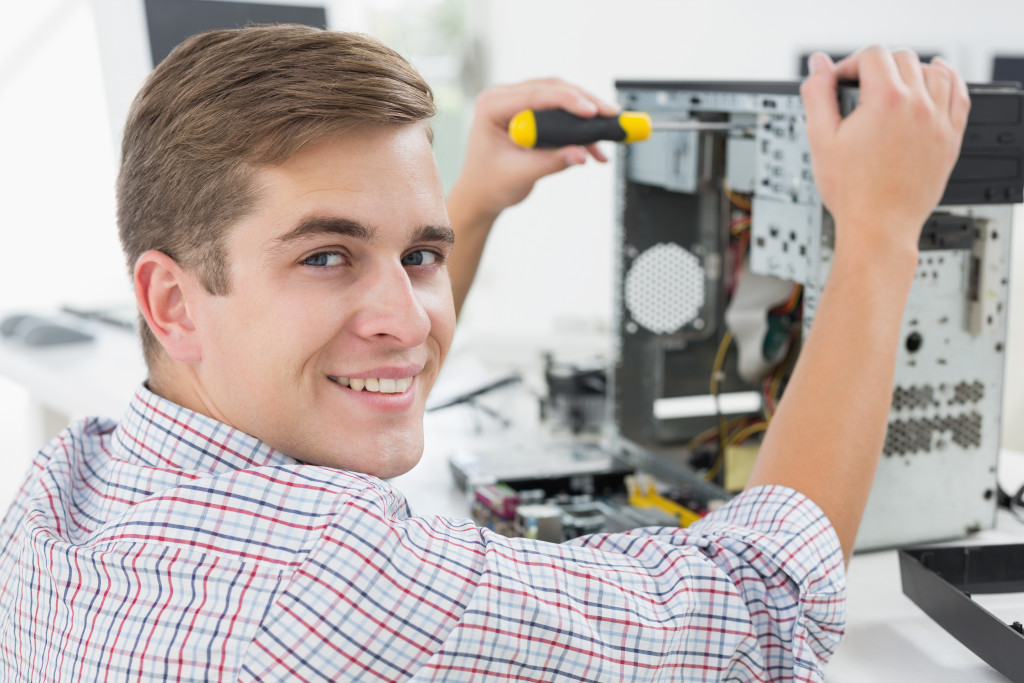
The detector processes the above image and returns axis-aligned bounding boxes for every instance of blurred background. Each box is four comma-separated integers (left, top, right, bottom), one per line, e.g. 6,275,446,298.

2,0,1023,490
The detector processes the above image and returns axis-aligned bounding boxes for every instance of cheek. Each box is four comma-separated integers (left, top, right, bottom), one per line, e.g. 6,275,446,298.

201,291,313,372
423,279,456,351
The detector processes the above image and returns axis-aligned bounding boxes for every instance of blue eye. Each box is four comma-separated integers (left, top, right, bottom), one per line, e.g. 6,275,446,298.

302,252,344,267
402,250,439,267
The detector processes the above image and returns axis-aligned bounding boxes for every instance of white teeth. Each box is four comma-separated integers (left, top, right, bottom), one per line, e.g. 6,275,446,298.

333,375,414,394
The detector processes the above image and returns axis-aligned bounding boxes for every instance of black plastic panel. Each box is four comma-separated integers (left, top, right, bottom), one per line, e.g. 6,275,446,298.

900,544,1024,679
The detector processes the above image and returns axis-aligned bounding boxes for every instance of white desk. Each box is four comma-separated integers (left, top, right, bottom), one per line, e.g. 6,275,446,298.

0,315,145,441
2,320,1023,681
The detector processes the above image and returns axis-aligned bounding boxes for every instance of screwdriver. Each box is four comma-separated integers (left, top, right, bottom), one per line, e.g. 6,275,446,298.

508,109,745,149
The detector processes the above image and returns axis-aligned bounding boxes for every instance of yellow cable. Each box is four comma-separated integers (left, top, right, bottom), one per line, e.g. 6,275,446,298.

727,421,768,446
705,331,734,481
709,331,733,397
685,424,721,451
761,375,775,420
723,179,752,211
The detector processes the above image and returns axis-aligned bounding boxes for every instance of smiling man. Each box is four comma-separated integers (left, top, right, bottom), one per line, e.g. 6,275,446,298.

117,28,456,481
136,127,455,478
0,25,968,682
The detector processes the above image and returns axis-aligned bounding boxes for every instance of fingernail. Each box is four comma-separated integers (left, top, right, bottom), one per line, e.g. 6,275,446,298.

808,52,829,74
578,99,598,115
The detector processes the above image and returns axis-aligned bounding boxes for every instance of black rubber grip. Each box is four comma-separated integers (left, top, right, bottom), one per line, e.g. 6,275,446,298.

533,110,626,148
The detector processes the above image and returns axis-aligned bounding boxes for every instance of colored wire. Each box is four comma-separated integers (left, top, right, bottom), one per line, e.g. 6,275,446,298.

709,331,733,399
727,421,768,446
705,331,734,481
723,180,752,211
686,424,723,452
771,284,803,315
729,216,752,235
762,374,776,420
686,417,756,453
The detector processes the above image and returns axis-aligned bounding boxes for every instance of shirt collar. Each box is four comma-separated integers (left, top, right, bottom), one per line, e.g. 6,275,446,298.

113,384,302,474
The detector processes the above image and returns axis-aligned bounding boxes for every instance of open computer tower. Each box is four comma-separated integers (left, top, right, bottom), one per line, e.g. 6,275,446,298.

610,80,1023,550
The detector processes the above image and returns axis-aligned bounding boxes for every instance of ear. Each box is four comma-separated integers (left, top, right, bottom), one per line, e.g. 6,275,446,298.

134,250,203,363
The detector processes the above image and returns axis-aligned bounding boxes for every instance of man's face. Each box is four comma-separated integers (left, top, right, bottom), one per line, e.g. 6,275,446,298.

185,124,455,478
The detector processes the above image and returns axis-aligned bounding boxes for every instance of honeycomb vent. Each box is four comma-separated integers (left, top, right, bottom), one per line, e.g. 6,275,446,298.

883,412,983,456
892,385,938,411
949,381,985,406
624,243,704,335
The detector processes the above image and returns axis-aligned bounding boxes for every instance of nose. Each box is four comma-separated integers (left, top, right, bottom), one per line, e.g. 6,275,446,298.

350,260,431,347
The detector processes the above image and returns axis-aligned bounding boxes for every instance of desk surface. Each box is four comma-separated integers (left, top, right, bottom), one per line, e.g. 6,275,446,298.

3,320,1022,681
0,314,145,421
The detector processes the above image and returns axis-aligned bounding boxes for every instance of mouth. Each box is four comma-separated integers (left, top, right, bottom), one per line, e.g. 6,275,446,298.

328,375,415,394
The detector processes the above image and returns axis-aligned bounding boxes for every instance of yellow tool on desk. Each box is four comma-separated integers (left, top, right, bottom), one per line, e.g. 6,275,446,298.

625,474,703,528
508,109,745,148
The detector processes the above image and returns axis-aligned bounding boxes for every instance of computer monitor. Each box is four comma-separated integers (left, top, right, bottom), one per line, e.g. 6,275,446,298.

993,55,1024,84
91,0,328,153
144,0,326,66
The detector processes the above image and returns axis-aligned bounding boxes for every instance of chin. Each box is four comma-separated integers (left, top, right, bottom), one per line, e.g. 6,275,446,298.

370,440,424,479
314,429,424,480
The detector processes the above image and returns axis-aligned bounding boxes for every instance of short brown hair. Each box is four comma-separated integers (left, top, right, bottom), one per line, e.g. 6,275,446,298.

117,24,435,367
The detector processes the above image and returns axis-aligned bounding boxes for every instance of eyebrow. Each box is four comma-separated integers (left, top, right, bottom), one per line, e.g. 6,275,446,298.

269,216,455,253
411,224,455,247
274,216,376,246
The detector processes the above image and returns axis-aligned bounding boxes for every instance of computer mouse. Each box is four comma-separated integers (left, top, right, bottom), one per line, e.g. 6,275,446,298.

19,320,94,346
0,314,30,337
0,314,94,346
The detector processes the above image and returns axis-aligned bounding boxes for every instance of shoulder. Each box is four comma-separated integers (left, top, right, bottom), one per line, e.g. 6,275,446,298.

25,415,119,480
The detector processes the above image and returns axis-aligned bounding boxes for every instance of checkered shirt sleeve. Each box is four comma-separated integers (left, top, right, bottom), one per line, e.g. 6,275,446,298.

240,485,845,682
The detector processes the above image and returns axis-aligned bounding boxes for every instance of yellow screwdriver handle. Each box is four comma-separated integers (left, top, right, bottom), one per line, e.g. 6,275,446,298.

508,109,652,148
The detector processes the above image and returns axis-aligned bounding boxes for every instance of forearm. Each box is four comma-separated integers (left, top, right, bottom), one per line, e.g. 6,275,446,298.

745,240,918,561
446,181,500,317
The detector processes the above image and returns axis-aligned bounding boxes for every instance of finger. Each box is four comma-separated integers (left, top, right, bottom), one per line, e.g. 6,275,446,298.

517,146,587,176
892,48,926,95
800,52,841,146
485,78,612,121
532,77,619,117
589,96,621,117
561,146,588,166
933,57,971,131
922,62,953,117
585,142,609,163
833,45,902,93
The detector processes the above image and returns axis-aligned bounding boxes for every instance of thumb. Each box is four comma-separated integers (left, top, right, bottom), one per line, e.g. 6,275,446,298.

800,53,840,148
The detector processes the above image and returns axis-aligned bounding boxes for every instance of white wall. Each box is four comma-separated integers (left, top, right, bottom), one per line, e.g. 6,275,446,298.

459,0,1024,449
1,0,124,313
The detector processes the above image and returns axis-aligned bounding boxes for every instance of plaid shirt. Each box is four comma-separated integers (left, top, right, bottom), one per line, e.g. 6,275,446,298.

0,385,845,681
